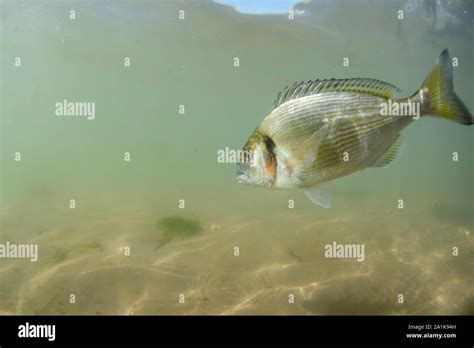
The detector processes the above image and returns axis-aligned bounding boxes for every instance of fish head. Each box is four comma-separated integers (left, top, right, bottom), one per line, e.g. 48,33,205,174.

236,130,276,188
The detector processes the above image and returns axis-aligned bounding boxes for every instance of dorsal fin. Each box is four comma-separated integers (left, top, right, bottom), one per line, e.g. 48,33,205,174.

273,78,401,109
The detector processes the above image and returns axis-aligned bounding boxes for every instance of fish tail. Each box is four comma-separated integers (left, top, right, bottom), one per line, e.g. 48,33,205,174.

420,49,472,125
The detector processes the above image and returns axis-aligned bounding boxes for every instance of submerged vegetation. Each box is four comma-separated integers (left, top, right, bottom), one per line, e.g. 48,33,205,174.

77,240,103,252
43,250,70,265
155,215,202,249
42,240,103,265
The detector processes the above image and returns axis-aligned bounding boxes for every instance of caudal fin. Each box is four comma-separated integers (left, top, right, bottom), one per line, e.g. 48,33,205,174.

421,49,472,125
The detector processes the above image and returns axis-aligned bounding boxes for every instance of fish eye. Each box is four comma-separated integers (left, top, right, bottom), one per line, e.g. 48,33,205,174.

243,150,251,163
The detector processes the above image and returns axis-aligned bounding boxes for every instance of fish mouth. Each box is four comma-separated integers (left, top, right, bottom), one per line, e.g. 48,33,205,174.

237,173,249,184
236,162,250,183
237,172,249,183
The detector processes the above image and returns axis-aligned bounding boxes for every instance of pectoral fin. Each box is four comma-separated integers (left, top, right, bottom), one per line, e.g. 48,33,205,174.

292,124,329,175
303,184,332,208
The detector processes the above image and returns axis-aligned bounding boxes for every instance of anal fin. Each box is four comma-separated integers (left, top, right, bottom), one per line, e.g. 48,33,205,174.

370,134,403,168
303,184,332,208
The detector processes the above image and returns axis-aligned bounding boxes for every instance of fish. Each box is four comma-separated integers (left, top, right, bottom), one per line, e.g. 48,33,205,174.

236,49,472,208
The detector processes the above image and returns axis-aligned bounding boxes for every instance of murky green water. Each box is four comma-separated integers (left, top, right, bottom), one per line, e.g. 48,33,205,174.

0,0,472,315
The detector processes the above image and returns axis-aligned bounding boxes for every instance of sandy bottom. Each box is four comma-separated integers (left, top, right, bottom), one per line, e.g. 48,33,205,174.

1,201,472,316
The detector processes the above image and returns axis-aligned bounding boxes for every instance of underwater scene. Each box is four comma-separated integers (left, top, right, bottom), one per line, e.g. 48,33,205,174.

0,0,473,315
